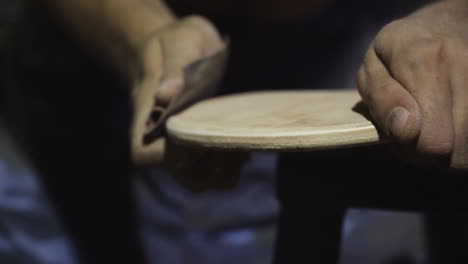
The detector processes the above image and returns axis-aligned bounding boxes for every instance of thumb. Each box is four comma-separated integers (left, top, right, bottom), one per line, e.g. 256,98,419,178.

357,48,421,142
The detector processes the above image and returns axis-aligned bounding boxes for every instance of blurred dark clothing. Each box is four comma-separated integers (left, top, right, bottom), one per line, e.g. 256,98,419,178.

0,122,78,264
276,147,468,264
136,154,279,264
1,3,144,263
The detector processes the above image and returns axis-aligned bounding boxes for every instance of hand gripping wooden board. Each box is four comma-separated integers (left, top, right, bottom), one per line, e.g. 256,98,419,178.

166,89,386,151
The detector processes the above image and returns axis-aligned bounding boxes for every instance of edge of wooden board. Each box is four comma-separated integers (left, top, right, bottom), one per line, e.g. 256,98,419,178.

167,122,383,151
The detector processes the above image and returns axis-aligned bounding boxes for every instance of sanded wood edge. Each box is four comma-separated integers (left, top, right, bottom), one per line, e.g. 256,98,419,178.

167,124,384,151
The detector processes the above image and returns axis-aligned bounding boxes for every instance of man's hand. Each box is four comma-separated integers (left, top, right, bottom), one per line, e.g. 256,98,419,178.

42,0,225,166
130,16,225,166
357,0,468,169
42,0,247,192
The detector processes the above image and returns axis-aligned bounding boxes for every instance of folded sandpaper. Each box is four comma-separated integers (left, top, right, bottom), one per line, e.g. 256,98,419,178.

143,42,229,144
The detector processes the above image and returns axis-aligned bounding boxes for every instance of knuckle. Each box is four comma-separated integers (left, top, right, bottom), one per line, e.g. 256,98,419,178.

375,20,449,70
362,47,375,67
417,134,453,156
376,20,399,38
418,141,453,156
422,38,443,54
182,15,217,35
182,15,209,26
374,20,404,47
181,15,223,51
401,38,445,69
365,81,393,105
417,37,444,58
356,67,366,90
444,37,468,59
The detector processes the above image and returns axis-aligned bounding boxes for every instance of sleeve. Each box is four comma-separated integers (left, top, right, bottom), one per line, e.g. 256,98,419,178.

0,123,79,264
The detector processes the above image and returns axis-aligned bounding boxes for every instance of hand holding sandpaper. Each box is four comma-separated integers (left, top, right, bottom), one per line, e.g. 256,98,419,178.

130,16,227,166
128,17,249,192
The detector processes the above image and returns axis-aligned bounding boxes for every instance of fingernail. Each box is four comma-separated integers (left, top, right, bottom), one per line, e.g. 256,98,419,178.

387,106,409,137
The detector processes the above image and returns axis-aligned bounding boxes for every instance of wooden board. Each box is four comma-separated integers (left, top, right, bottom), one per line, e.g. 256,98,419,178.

166,89,385,151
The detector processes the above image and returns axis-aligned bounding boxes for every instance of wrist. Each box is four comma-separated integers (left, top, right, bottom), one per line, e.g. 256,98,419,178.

105,2,177,43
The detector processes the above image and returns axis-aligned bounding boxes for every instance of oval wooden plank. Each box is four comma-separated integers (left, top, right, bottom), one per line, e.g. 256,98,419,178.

166,89,385,151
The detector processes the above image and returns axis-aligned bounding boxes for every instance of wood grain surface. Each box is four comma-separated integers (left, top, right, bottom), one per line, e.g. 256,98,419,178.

167,89,386,151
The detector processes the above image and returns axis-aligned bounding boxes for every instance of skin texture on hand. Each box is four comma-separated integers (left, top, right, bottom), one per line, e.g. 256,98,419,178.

357,0,468,169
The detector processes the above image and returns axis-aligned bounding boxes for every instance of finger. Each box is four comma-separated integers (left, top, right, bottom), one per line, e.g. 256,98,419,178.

358,45,421,142
156,16,225,105
385,39,454,156
449,51,468,169
132,18,207,151
131,80,166,166
131,16,225,166
185,16,225,57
